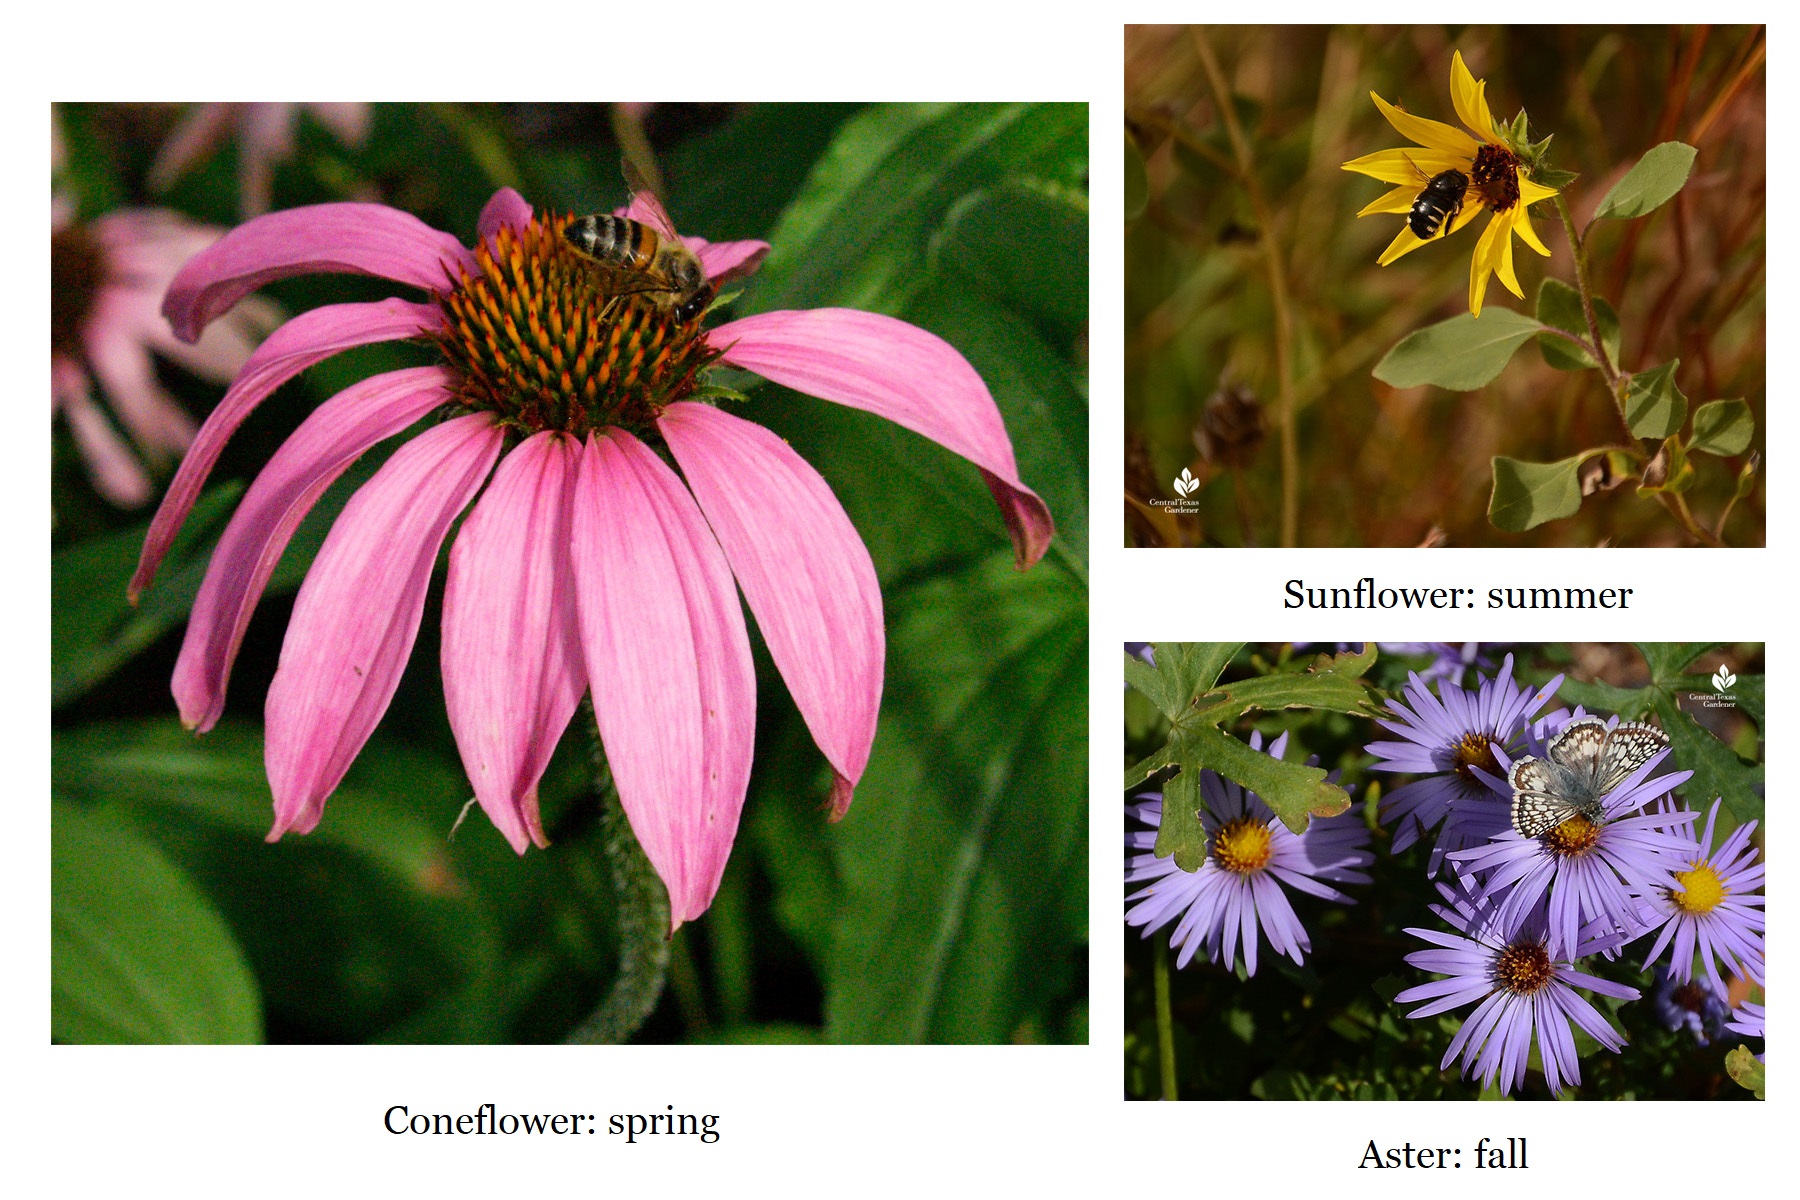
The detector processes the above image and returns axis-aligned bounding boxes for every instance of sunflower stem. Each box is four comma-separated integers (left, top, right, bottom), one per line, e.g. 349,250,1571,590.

1193,27,1298,547
567,708,671,1044
1154,932,1178,1100
1551,194,1626,415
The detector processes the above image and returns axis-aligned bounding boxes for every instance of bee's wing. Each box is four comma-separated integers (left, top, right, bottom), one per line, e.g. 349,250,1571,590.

570,258,679,301
621,156,683,243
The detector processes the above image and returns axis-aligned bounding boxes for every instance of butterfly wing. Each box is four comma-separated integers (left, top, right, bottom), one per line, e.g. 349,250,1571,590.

1507,756,1589,838
1594,721,1670,793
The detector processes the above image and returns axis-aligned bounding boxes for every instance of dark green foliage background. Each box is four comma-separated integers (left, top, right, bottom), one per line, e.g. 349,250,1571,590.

52,102,1088,1044
1123,642,1763,1099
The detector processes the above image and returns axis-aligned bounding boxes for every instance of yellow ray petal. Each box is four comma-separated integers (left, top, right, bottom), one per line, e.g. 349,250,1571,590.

1513,208,1552,257
1357,183,1420,218
1494,213,1523,299
1519,177,1560,205
1378,224,1429,266
1370,92,1479,158
1450,51,1498,142
1468,212,1509,316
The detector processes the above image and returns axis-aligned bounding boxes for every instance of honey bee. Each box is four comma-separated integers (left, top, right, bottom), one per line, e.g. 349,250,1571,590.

562,161,715,323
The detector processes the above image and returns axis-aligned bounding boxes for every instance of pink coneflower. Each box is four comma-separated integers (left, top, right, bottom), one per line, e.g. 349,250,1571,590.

52,205,275,506
131,184,1052,930
149,103,372,216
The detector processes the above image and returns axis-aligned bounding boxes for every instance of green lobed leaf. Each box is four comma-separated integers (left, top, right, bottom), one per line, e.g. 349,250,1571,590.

1125,642,1242,721
1624,360,1687,439
1534,278,1620,372
1553,677,1653,719
1678,671,1763,732
1690,399,1754,456
1646,694,1763,826
1192,645,1382,723
1636,643,1722,682
53,801,264,1043
1489,454,1595,532
1150,765,1211,873
1373,309,1543,391
1593,142,1698,221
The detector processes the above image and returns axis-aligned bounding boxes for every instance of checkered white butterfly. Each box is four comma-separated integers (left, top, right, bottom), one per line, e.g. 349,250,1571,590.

1506,716,1670,838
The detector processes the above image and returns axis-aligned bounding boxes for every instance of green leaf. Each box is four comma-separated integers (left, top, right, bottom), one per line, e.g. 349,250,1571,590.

1593,142,1698,221
1679,670,1764,731
1125,642,1242,721
1373,309,1543,391
1535,278,1619,372
1636,643,1721,682
1646,694,1763,826
1194,645,1381,723
1624,360,1687,439
931,179,1087,336
1690,399,1754,456
1125,134,1148,221
813,555,1086,1043
53,801,263,1043
1725,1046,1765,1099
1488,453,1596,532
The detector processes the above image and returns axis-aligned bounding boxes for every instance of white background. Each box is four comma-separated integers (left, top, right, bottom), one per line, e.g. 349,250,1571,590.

16,2,1783,1193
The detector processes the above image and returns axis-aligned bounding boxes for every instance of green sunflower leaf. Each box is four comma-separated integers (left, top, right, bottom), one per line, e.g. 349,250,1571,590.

1488,453,1597,531
1372,309,1543,391
1624,360,1687,439
1535,278,1620,372
1593,141,1698,221
1690,399,1754,456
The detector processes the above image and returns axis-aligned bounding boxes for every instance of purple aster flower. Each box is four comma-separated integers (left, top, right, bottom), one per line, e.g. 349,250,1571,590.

1637,798,1764,992
1726,1000,1764,1053
1648,966,1731,1046
1363,653,1561,871
1124,732,1372,975
1450,720,1695,958
1396,881,1640,1097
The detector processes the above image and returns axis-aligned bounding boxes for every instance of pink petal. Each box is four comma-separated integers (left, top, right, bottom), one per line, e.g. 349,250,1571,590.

659,401,880,818
131,298,442,601
265,412,504,840
79,318,196,460
171,366,456,733
477,188,534,243
691,238,770,286
162,203,474,343
570,429,755,930
709,308,1054,568
52,355,152,507
441,432,586,854
147,104,237,193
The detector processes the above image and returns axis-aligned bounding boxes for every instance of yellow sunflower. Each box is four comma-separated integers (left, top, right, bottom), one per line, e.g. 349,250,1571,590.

1343,50,1559,317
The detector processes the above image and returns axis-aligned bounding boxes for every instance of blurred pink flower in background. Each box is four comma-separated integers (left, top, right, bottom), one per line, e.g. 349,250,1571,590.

52,204,276,506
149,103,372,216
135,184,1051,928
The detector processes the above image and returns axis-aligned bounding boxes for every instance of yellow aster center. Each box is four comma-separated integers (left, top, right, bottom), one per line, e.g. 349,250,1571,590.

1543,813,1601,856
1451,732,1499,784
433,214,720,438
1493,940,1555,995
1671,863,1727,914
1211,816,1274,875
